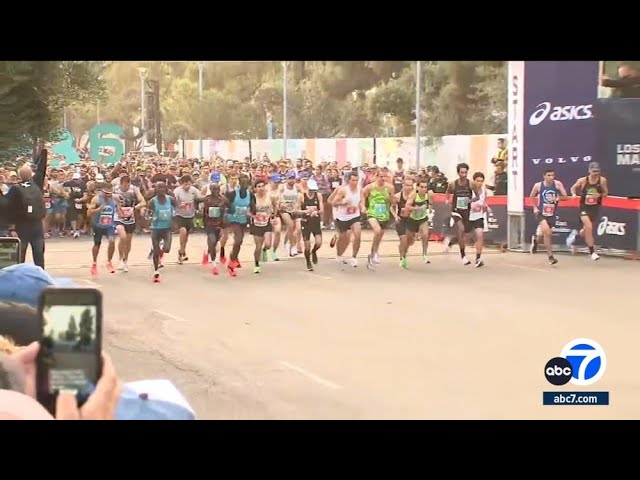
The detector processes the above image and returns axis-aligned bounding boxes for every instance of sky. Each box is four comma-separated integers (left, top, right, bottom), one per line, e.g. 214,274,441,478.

44,305,96,336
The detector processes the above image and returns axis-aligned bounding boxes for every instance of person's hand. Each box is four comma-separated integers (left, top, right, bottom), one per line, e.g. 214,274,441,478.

12,341,39,398
56,352,121,420
9,229,18,238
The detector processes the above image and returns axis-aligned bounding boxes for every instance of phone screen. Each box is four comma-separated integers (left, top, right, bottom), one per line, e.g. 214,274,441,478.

0,238,20,269
37,288,102,411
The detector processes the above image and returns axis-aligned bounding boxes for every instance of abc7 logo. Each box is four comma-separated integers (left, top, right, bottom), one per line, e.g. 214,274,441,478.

545,357,573,386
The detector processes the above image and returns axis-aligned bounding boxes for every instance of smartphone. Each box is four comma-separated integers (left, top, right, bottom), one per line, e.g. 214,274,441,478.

0,237,21,269
36,287,103,414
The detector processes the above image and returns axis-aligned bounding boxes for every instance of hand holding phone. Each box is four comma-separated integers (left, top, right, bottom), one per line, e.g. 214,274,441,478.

0,237,21,269
37,287,103,415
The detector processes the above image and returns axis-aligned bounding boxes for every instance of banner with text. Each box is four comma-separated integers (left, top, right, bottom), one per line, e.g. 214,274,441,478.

523,61,600,191
596,98,640,198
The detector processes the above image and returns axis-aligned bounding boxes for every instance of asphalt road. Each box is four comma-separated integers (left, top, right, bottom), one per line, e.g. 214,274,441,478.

35,232,640,419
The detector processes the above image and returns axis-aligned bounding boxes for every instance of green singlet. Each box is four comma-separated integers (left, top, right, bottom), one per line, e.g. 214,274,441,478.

410,192,429,221
367,186,390,221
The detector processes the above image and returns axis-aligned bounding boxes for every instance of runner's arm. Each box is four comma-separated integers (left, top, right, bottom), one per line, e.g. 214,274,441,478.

404,192,417,212
294,193,304,215
529,182,540,213
135,188,146,209
225,191,236,215
570,177,584,197
249,193,257,216
445,182,454,204
600,177,609,198
387,184,397,204
555,181,569,201
359,184,371,213
317,192,324,216
329,187,346,206
86,196,101,218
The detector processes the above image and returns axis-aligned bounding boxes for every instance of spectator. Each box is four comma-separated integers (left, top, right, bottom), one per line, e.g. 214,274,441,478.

491,138,508,165
427,166,448,193
487,161,508,195
601,63,640,98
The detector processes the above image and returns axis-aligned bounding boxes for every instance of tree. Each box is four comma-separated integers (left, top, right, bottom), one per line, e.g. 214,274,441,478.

65,316,78,342
78,308,94,347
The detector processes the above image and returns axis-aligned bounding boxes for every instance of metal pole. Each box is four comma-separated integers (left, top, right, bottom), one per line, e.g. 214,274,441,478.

138,67,148,153
415,61,422,169
198,62,204,159
96,101,100,124
63,108,67,130
283,61,288,162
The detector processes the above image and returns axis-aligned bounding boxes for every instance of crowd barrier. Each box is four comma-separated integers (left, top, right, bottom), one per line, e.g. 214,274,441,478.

427,194,640,257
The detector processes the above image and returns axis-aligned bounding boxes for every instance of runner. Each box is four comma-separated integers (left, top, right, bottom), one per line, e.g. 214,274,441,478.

529,168,569,265
219,172,238,265
201,183,229,276
86,183,117,276
63,172,87,239
300,179,324,271
361,170,395,269
567,162,609,260
225,174,252,277
173,175,203,264
249,179,277,274
394,177,415,269
114,175,145,272
446,163,473,265
268,174,283,261
330,172,362,268
279,172,301,257
468,172,494,268
404,177,431,267
147,182,177,283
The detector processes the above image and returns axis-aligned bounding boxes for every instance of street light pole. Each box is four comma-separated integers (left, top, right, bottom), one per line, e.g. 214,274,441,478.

138,67,148,153
198,62,205,160
415,61,422,169
283,61,288,162
96,101,100,124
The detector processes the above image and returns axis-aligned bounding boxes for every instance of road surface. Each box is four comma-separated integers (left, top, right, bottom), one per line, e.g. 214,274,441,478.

33,232,640,419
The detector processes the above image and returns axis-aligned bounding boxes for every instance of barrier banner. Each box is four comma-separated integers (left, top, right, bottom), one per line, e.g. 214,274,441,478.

523,199,640,251
596,98,640,198
523,61,600,192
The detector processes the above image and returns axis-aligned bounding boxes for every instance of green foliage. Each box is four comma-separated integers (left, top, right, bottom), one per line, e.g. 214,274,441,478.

0,61,107,155
65,61,507,144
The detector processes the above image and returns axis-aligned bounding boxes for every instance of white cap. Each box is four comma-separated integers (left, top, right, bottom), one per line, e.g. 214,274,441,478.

95,174,105,182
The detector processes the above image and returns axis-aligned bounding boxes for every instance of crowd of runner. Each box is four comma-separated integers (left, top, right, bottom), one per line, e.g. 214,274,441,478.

0,152,609,282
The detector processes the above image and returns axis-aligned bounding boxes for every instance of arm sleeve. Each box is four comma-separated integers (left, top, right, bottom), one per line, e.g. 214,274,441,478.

33,149,48,190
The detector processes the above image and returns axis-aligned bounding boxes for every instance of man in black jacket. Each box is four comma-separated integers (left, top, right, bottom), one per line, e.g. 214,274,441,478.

601,63,640,99
3,150,48,269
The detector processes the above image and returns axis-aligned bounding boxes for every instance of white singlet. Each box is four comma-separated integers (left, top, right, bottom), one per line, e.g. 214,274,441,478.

469,188,487,222
335,186,361,221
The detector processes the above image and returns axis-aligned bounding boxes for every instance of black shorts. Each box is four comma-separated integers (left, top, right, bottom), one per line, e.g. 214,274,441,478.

579,206,599,224
395,218,409,236
453,211,472,233
301,220,322,240
366,216,389,230
67,204,86,221
250,223,273,237
279,211,299,221
151,228,172,252
536,214,556,228
115,222,136,234
469,218,485,231
406,217,428,233
336,217,360,233
176,216,193,232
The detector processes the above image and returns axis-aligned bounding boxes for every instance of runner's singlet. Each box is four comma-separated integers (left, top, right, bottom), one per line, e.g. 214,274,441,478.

469,188,487,222
451,180,472,215
410,192,429,221
151,197,173,230
114,186,137,225
280,186,298,214
253,194,272,227
301,192,320,221
93,195,116,229
227,188,250,224
580,177,603,208
367,186,390,221
335,187,361,221
538,181,558,218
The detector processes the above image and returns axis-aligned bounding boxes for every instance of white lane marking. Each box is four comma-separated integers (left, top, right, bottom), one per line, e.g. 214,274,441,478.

151,309,188,323
297,271,332,280
504,263,549,273
279,361,342,390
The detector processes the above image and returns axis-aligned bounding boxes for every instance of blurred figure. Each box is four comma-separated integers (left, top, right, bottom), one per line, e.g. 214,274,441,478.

601,63,640,98
487,161,508,195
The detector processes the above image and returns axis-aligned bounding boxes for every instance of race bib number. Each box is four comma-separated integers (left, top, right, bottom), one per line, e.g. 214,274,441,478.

414,206,427,216
456,197,469,210
235,206,248,216
374,203,387,216
306,206,318,215
121,207,134,218
346,206,357,215
471,202,483,213
331,181,339,189
75,202,83,210
542,204,555,217
157,210,171,221
180,202,193,211
255,213,269,226
45,200,51,209
99,215,113,226
208,206,221,218
585,194,598,206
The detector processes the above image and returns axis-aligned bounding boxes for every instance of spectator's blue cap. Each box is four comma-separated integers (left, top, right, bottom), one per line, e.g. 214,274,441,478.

286,171,297,180
0,264,75,307
210,172,221,183
298,171,310,180
115,380,196,420
269,174,281,183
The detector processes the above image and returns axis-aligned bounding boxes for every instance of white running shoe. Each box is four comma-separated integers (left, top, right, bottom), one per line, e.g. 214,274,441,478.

462,256,471,266
350,257,358,268
118,261,125,271
590,252,600,261
123,261,129,273
373,253,381,264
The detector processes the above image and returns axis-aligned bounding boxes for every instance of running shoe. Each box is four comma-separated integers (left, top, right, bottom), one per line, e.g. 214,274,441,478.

591,252,600,261
202,251,209,265
367,254,374,270
422,255,431,264
400,257,408,270
271,250,279,262
118,261,125,271
90,263,97,277
462,257,471,266
123,262,129,273
253,265,261,274
261,249,268,262
153,271,160,283
350,257,358,268
211,265,219,276
227,267,237,277
306,261,314,271
311,250,318,265
106,261,115,273
475,259,485,268
548,256,558,265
